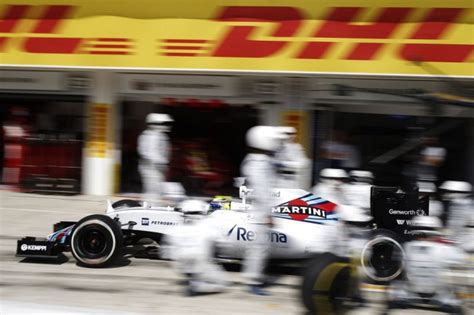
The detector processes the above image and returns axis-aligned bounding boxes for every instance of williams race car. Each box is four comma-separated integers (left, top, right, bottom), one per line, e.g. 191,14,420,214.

17,187,346,265
16,185,428,313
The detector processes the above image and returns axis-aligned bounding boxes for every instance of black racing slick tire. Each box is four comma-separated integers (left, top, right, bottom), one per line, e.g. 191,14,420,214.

71,214,123,268
361,229,404,284
302,253,355,315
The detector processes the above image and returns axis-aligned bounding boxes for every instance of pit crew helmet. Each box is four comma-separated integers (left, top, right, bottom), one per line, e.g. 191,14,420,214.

349,170,374,184
411,215,443,236
319,168,348,186
336,204,372,224
439,180,472,200
178,199,209,215
418,181,437,194
146,113,173,132
246,125,280,152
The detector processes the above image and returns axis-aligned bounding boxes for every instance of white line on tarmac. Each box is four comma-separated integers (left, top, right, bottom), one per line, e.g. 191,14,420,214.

1,301,136,315
0,207,81,214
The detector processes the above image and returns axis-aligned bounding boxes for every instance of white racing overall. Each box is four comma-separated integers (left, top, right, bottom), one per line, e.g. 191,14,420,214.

137,128,170,203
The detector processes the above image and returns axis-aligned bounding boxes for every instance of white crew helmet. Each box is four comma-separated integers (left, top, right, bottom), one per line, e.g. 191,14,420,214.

411,216,443,236
336,204,372,224
319,168,348,186
246,125,280,152
146,113,173,132
349,170,374,183
178,199,209,215
320,168,348,179
439,181,472,193
439,180,472,200
418,181,437,194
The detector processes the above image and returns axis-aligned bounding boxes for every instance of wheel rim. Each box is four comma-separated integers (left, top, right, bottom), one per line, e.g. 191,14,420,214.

72,219,117,265
361,236,404,282
78,227,108,257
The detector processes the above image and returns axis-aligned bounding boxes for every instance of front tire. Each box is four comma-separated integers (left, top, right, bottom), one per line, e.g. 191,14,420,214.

71,214,123,268
302,253,356,315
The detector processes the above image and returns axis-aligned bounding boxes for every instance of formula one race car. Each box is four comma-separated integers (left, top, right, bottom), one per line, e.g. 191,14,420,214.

17,187,344,265
16,185,428,313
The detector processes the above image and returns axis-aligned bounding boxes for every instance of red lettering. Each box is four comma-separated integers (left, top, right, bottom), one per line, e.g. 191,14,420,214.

30,5,72,33
298,7,411,60
22,5,82,54
0,5,30,51
164,52,198,57
89,51,130,55
163,45,201,50
0,5,30,32
164,39,208,44
23,38,82,53
212,6,303,58
315,7,412,38
399,44,473,63
297,42,332,59
0,37,7,51
400,8,470,62
409,8,464,39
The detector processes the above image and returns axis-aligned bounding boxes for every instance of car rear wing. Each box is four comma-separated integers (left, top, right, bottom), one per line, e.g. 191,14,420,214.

370,186,429,241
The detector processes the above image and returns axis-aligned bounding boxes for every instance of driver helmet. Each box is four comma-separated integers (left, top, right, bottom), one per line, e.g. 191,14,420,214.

349,170,374,184
146,113,173,132
411,216,443,237
246,125,280,152
439,181,472,200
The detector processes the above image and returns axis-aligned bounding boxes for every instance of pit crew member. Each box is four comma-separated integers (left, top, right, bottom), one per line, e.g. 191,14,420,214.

137,113,173,203
240,125,280,295
384,216,467,314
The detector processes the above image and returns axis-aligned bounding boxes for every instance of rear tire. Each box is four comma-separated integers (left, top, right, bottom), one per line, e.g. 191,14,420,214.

71,214,123,268
301,253,356,315
361,229,404,284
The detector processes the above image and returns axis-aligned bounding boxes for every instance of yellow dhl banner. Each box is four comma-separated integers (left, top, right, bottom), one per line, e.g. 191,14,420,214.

0,0,473,76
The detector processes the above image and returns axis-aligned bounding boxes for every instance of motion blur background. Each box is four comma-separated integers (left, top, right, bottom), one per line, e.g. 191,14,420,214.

1,1,473,314
1,0,473,197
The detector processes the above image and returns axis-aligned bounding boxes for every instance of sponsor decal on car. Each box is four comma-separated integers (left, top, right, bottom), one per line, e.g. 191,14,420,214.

389,209,426,216
272,193,337,223
47,225,74,244
141,218,177,226
396,219,414,225
271,191,281,198
227,225,287,243
20,244,47,251
151,221,179,226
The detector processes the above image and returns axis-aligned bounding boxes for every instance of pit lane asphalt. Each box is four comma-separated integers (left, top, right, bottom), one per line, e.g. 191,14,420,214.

0,190,460,315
